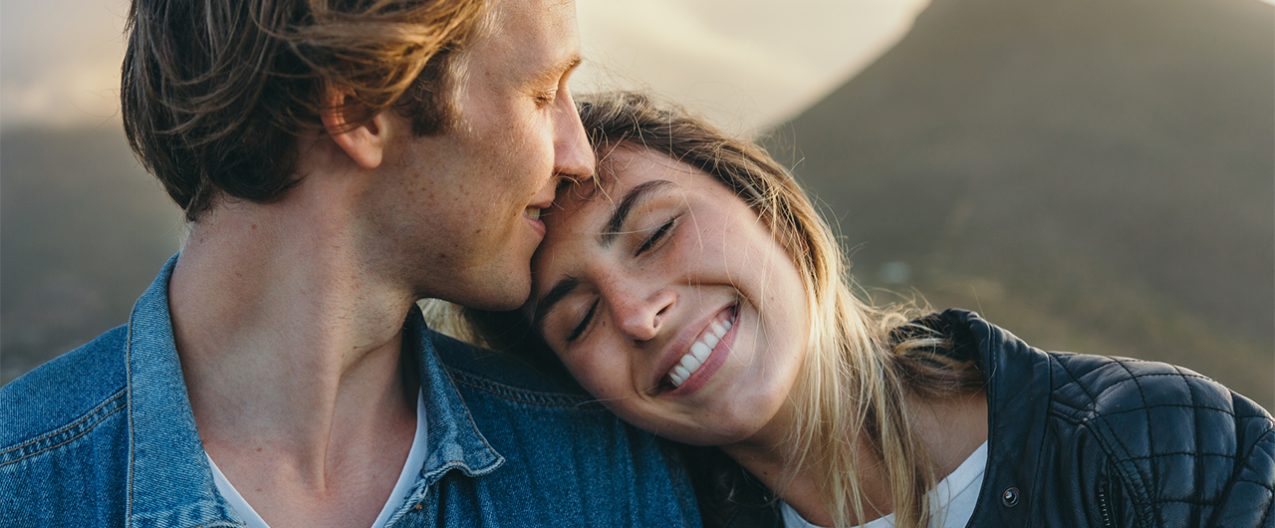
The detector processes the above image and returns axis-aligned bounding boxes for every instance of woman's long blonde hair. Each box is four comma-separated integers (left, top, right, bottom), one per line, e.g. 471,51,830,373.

425,91,981,527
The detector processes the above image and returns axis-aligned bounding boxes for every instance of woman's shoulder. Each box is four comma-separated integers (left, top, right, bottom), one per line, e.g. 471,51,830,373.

1045,352,1256,417
939,309,1275,525
1044,352,1275,525
926,308,1269,425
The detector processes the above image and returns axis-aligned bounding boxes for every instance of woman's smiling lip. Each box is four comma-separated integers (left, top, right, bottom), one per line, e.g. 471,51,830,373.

649,302,739,396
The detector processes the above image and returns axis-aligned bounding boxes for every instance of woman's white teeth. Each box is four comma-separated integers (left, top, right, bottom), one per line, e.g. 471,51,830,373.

680,353,703,373
673,365,692,381
526,207,541,220
668,313,734,388
690,342,711,362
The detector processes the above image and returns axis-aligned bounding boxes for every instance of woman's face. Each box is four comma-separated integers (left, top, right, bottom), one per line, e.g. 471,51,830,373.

529,147,809,446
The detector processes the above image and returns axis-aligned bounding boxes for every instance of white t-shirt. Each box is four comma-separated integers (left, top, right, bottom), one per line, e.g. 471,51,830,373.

780,441,988,528
206,390,428,528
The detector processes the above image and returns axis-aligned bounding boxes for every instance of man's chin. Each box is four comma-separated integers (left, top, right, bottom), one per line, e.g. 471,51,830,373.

463,276,531,312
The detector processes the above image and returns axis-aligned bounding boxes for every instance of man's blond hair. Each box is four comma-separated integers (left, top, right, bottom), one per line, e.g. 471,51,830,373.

122,0,486,221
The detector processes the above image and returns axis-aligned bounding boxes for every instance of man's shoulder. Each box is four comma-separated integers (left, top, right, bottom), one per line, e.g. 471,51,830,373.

424,331,702,525
0,325,130,452
427,329,596,408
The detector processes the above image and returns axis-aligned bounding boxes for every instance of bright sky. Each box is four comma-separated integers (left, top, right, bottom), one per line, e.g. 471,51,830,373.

0,0,930,133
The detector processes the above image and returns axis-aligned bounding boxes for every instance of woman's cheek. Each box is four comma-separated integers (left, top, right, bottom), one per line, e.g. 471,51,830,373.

571,354,622,399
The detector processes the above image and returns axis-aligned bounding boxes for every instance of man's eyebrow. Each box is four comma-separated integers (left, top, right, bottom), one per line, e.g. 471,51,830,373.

533,54,582,86
532,276,579,327
600,180,673,247
561,55,583,76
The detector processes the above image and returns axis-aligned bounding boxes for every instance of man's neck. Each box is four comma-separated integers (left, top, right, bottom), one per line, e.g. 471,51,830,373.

170,203,420,527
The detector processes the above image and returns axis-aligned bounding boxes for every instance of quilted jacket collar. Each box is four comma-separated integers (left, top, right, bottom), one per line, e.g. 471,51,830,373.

940,309,1052,527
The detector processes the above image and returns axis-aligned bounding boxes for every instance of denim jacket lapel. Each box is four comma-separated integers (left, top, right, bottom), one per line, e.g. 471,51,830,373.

382,307,505,522
124,255,240,527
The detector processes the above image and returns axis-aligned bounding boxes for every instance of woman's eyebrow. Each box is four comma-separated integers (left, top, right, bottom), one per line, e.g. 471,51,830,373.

599,179,673,247
533,276,579,327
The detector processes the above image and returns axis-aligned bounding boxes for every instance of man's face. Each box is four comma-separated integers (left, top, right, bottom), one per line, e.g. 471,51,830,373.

368,0,592,310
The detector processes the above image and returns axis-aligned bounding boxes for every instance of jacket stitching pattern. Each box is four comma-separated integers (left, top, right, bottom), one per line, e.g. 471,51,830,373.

1053,356,1156,526
444,366,602,409
0,388,127,466
1179,363,1207,526
1241,428,1275,527
1111,358,1164,526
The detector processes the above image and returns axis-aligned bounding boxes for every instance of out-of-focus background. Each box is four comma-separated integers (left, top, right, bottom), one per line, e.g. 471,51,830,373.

2,0,1272,408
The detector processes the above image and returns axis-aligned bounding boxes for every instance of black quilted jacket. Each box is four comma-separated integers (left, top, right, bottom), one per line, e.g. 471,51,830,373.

691,309,1275,527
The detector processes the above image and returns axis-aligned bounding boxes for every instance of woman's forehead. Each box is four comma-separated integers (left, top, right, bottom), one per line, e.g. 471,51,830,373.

568,147,699,205
599,146,696,180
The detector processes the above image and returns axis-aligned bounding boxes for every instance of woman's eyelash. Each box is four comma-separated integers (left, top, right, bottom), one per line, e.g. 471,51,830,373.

566,299,598,342
635,217,677,256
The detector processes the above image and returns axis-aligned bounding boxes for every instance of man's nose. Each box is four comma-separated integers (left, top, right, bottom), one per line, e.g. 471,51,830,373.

609,285,677,343
553,89,595,183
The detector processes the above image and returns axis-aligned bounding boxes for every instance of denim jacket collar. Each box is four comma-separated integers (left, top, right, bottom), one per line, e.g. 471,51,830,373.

124,255,238,527
123,255,504,527
408,311,505,482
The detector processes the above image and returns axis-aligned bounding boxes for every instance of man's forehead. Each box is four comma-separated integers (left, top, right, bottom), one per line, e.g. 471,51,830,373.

454,0,580,81
481,0,579,50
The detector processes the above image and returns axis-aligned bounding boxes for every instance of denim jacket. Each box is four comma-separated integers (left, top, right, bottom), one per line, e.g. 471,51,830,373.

0,256,702,527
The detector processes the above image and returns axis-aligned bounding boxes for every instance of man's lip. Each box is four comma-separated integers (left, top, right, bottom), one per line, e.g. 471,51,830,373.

649,302,738,394
524,213,545,237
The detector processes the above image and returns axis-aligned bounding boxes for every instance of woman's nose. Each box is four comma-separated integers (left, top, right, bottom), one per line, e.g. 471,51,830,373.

610,286,677,342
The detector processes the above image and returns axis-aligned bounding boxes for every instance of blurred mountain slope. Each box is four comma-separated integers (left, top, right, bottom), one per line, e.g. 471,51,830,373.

2,0,1271,409
1,126,182,380
765,0,1273,406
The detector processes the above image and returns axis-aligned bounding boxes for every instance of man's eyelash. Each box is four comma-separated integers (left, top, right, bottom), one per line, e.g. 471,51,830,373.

534,90,556,106
566,300,598,342
635,217,677,256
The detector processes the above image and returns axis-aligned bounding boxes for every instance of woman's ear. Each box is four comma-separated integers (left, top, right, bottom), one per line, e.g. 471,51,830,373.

319,86,386,170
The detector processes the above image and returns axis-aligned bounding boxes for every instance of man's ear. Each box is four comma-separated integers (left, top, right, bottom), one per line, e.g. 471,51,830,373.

319,86,387,170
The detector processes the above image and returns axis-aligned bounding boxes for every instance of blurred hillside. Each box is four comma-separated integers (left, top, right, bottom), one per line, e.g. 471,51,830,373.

765,0,1273,407
1,126,183,379
2,0,1272,409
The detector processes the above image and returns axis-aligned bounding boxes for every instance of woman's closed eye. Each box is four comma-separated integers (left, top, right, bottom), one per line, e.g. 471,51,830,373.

635,216,679,256
559,212,682,344
566,299,598,342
